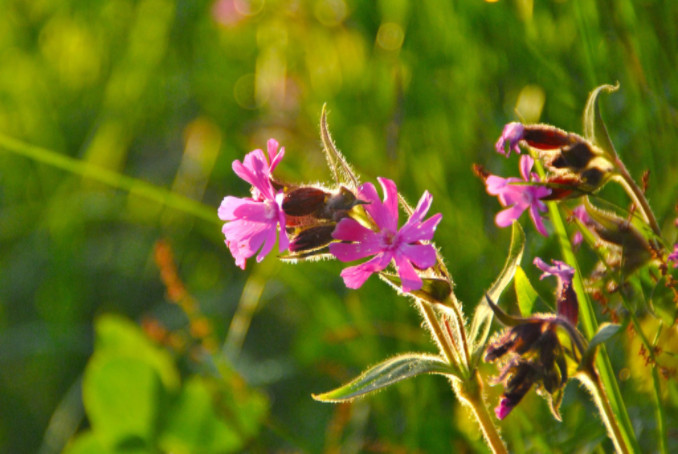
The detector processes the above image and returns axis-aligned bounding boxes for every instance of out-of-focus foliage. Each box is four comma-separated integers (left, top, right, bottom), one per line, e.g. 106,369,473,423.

1,0,677,452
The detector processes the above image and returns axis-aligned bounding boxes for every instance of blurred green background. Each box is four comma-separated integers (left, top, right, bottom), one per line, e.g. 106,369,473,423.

1,0,678,452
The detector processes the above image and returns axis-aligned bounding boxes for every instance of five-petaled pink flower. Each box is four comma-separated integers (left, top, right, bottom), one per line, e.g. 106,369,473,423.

329,178,442,292
218,139,289,269
495,122,525,157
485,155,552,236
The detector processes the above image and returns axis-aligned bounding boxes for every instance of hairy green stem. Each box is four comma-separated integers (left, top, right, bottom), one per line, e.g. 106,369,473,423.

577,368,630,454
547,201,640,452
455,372,508,454
416,299,506,453
416,299,460,370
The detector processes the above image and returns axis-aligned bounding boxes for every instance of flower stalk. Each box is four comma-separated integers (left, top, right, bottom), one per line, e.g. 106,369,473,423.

577,368,631,454
455,372,508,454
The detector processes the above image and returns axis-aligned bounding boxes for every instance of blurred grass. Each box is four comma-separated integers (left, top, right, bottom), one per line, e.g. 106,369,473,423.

1,0,678,452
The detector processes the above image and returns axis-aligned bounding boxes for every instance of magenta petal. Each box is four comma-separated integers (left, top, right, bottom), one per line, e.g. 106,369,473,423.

409,190,433,224
330,238,383,262
372,178,399,231
495,397,513,420
533,257,574,282
529,203,549,237
486,175,509,196
339,254,390,289
495,204,526,228
399,243,437,269
495,122,525,157
218,196,248,220
267,138,284,172
400,213,442,242
393,255,422,292
332,218,377,242
519,155,534,181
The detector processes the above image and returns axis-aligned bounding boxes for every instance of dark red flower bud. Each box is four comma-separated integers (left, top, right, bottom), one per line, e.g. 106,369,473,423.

283,187,329,216
288,225,336,253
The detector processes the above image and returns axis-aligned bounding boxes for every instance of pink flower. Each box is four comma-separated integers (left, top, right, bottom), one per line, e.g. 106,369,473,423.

668,243,678,268
329,178,442,292
485,155,552,236
218,139,289,269
495,122,525,157
571,205,591,246
534,257,578,326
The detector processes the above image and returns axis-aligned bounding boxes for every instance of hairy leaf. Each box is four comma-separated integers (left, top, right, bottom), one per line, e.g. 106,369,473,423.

312,354,458,403
583,83,619,158
470,222,525,348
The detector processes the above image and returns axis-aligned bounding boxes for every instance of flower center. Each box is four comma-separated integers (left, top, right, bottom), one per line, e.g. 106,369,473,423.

381,229,399,249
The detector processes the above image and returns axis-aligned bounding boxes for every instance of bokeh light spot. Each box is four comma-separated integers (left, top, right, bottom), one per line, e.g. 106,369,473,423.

376,22,404,51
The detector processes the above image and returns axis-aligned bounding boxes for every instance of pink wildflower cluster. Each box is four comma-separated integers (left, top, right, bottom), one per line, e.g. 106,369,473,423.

218,140,442,292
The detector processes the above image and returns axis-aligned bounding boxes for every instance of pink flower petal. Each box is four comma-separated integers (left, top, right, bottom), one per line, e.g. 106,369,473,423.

339,254,391,289
393,255,422,292
330,239,384,262
400,213,442,242
495,204,526,228
332,218,376,243
398,243,437,269
519,155,534,181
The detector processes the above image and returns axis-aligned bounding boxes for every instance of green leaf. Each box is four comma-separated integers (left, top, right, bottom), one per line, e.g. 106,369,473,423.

312,354,457,402
320,105,360,188
94,314,179,391
582,323,622,365
469,222,525,348
63,432,112,454
514,266,539,317
82,355,161,447
583,83,619,157
159,377,249,454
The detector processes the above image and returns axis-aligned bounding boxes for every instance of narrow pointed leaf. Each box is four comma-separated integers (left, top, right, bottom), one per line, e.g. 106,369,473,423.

470,222,525,347
583,83,619,158
320,105,359,188
312,354,458,403
514,266,539,317
483,293,525,327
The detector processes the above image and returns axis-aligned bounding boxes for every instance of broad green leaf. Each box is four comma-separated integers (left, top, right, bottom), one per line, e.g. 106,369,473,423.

82,356,161,447
469,222,525,348
312,354,457,402
582,323,622,365
63,432,112,454
514,266,539,317
159,377,248,454
583,83,619,157
94,314,179,391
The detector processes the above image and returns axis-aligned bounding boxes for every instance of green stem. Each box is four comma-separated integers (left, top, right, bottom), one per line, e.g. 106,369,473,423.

547,201,640,452
611,161,661,237
416,299,461,370
627,313,667,454
455,372,508,454
0,133,217,224
578,368,631,454
416,299,506,453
